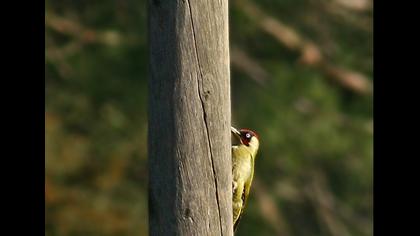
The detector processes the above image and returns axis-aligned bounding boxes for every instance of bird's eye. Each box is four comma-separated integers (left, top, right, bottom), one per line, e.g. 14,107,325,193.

245,133,251,139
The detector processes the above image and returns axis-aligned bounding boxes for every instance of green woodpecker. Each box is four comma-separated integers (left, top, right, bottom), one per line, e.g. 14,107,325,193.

231,126,260,232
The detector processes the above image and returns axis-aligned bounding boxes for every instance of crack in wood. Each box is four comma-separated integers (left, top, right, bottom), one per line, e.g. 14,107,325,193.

186,0,224,235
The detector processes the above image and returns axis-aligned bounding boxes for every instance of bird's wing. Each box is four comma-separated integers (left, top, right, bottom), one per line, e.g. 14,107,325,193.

234,155,255,232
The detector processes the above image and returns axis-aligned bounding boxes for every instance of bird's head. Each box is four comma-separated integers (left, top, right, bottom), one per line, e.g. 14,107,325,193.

231,126,260,157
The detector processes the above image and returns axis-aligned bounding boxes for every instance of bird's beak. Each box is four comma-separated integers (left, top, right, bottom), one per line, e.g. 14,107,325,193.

231,126,242,144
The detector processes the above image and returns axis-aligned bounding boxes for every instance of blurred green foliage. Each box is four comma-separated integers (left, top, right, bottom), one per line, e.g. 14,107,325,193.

45,0,372,235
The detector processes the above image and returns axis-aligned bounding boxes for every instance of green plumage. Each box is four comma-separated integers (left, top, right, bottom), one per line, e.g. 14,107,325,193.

231,127,260,233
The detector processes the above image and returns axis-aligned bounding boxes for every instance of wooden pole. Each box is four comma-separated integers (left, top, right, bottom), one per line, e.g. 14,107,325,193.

148,0,232,235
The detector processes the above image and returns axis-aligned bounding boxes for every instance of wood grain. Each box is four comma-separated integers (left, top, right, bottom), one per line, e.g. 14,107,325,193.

148,0,232,235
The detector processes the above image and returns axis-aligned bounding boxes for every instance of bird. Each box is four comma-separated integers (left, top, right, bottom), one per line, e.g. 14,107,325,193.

231,126,260,232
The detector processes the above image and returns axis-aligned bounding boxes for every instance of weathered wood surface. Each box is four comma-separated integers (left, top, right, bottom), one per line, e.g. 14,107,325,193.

148,0,232,235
